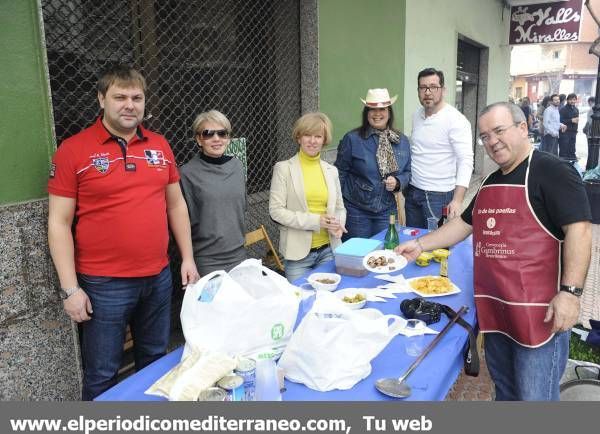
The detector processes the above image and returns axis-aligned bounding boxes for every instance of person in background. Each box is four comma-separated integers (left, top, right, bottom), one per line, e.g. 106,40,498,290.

47,65,199,400
404,68,473,229
335,88,411,239
179,110,247,275
559,93,579,163
520,96,533,132
541,94,563,156
559,93,567,108
536,96,550,149
583,96,598,170
269,112,346,283
396,102,591,401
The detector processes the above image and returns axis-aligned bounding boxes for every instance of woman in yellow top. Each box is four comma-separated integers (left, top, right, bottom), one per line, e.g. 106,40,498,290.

269,112,347,283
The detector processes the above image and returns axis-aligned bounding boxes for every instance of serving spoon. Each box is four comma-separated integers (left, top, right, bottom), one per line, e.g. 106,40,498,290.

375,305,469,398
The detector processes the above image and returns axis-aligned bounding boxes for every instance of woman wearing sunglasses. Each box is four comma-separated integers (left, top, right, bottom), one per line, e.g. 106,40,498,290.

179,110,246,276
269,112,347,283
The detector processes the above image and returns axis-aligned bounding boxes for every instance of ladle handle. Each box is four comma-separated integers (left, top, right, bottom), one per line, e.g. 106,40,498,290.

398,305,469,383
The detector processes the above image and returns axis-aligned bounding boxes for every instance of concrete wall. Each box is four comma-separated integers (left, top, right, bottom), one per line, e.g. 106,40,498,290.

319,0,407,145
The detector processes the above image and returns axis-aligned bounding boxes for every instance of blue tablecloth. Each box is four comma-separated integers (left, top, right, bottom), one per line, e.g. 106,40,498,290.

97,230,475,401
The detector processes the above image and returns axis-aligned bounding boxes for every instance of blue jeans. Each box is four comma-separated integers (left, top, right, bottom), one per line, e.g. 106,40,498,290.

342,202,392,241
484,331,570,401
541,134,558,156
78,266,173,400
404,184,454,229
285,246,334,283
559,131,577,161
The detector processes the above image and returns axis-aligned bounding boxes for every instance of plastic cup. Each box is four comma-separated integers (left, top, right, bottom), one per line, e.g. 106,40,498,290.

405,319,427,357
254,359,282,401
427,217,438,231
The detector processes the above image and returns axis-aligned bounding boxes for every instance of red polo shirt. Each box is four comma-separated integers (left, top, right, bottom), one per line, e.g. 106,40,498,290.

48,117,180,277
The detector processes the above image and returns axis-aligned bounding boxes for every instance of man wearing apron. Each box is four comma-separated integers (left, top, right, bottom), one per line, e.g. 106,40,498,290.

396,102,592,400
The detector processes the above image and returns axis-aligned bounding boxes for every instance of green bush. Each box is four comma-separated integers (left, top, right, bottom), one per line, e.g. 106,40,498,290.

570,331,600,365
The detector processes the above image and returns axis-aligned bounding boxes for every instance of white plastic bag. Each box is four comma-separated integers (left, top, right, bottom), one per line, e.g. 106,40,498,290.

278,291,404,391
181,259,300,360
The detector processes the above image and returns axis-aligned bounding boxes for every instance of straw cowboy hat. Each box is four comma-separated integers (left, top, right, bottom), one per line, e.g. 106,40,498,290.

360,88,398,108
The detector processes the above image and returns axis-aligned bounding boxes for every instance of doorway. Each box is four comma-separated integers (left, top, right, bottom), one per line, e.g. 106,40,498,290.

456,35,489,174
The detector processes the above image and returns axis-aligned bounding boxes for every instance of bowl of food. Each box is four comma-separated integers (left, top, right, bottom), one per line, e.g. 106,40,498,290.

307,272,342,291
335,288,367,310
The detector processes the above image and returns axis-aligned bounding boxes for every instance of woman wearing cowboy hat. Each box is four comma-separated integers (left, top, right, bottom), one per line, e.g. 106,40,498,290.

334,88,411,240
269,112,347,283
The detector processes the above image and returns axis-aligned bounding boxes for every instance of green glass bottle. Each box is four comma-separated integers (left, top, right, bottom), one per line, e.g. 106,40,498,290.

384,214,399,250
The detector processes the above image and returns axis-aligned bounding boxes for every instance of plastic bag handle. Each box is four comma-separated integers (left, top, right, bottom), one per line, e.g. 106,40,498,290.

383,314,406,336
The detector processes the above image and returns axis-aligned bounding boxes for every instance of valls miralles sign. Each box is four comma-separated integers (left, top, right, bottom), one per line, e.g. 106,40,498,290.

509,0,583,45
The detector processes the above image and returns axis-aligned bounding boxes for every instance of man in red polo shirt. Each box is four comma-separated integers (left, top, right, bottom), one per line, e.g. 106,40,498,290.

48,65,199,400
396,102,592,400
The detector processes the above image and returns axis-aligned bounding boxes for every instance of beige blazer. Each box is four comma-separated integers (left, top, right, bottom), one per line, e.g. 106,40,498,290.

269,154,346,261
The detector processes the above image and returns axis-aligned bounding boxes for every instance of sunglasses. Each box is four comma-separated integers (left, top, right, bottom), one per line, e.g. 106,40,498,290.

198,129,230,139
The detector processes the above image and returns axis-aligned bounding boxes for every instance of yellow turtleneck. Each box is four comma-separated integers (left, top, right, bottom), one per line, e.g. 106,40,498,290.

298,149,329,248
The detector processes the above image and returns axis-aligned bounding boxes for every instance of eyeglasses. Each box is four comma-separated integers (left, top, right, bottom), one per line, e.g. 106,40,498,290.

417,85,442,93
478,122,522,145
198,129,230,139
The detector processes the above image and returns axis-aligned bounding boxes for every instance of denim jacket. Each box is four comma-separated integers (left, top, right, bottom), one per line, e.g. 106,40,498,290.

334,129,411,213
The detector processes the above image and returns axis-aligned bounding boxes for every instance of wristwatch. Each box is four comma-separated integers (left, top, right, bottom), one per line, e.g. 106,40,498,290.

59,286,80,300
559,284,583,297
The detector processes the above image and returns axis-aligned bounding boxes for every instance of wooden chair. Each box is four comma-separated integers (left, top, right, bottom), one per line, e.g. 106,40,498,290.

119,325,135,376
245,224,285,272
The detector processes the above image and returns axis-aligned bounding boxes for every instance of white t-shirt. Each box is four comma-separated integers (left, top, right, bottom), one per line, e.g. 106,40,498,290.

410,103,474,192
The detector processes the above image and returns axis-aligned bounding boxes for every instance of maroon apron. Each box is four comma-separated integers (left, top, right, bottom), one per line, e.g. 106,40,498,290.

472,152,560,348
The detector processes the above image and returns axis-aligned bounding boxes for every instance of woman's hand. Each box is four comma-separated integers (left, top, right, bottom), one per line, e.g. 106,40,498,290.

320,215,347,239
383,176,398,192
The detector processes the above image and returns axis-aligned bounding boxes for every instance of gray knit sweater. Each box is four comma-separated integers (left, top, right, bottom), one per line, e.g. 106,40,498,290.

179,153,246,275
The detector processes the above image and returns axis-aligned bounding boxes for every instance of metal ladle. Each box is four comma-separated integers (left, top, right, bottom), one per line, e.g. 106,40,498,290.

375,305,469,398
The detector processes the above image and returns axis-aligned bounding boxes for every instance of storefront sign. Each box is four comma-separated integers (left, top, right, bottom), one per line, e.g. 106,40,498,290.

509,0,583,45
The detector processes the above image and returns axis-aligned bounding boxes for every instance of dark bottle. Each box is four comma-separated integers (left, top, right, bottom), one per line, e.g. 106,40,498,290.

384,214,399,250
438,206,449,228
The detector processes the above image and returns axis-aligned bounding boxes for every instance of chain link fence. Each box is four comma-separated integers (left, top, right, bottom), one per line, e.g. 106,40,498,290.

41,0,303,277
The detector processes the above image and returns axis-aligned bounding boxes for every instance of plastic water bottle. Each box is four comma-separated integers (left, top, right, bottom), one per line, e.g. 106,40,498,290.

254,359,282,401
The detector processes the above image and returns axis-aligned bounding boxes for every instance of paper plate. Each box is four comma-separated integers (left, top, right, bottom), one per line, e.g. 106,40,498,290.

406,276,461,298
362,250,408,274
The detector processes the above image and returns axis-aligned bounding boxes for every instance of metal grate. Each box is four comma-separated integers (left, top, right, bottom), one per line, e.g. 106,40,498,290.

41,0,303,276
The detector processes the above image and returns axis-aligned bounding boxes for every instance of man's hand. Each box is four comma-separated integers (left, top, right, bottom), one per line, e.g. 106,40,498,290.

446,199,462,219
394,239,423,262
544,291,580,333
383,176,398,192
560,123,567,132
181,258,200,287
572,117,579,124
63,289,93,323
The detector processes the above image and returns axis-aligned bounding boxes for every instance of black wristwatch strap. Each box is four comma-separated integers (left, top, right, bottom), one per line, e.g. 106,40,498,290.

559,285,583,297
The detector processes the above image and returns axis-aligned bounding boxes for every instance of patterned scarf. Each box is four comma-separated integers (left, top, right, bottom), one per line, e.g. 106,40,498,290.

374,128,400,178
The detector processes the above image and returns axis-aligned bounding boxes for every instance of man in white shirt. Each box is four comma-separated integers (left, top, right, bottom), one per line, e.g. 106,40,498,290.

541,94,563,156
405,68,474,229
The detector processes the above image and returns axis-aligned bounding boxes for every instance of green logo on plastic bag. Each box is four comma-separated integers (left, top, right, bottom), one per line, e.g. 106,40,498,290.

271,323,285,341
